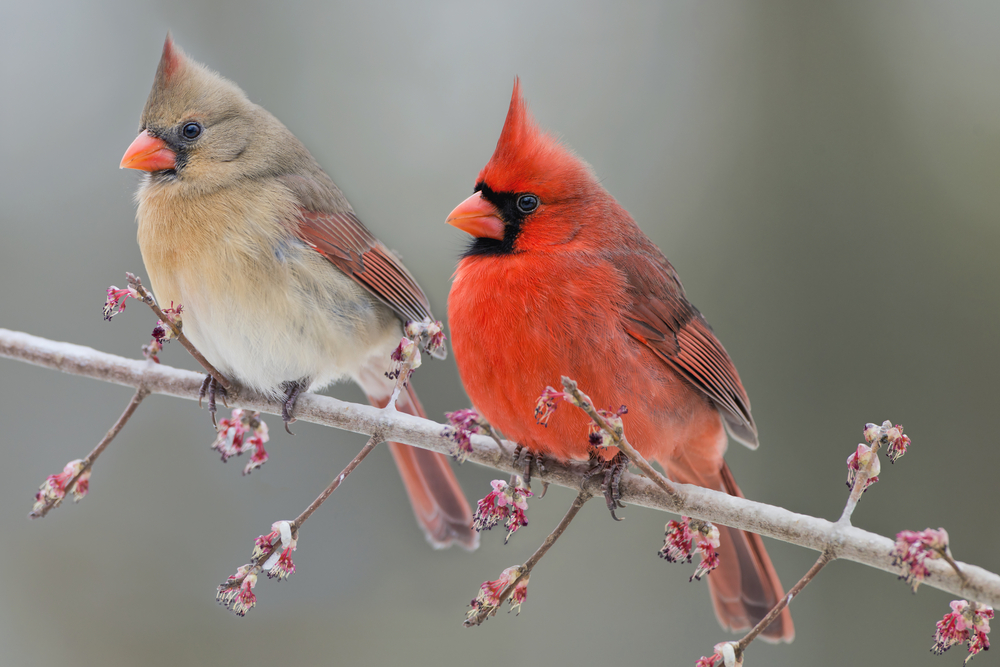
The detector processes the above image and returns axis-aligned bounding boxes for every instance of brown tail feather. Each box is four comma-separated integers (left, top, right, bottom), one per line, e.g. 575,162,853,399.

362,378,478,551
708,462,794,642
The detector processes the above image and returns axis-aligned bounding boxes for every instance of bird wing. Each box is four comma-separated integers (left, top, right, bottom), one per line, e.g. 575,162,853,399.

280,176,434,325
620,248,758,448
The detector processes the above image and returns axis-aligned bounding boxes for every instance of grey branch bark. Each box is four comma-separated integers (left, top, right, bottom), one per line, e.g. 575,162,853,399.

2,327,998,607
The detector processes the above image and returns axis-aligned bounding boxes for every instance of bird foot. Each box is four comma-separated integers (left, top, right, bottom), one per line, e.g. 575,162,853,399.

584,450,628,521
280,380,307,435
199,374,229,426
511,445,549,496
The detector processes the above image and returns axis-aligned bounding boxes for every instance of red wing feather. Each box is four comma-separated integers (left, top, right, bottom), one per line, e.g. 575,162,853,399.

621,252,757,446
295,208,433,325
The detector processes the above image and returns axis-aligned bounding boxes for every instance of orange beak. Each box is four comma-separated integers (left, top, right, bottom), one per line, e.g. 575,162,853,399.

120,130,176,171
446,192,505,240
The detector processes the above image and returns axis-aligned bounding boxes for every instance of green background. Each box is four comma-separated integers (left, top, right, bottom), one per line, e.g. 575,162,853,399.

2,2,998,665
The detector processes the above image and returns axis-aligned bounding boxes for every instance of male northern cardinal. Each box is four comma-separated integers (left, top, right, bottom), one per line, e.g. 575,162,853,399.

446,81,793,639
120,35,477,550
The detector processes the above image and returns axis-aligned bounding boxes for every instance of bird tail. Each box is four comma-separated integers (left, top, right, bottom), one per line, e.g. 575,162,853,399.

673,461,794,642
355,366,479,551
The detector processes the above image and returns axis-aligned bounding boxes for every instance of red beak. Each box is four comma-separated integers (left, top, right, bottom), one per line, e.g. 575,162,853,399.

446,192,505,240
120,130,176,171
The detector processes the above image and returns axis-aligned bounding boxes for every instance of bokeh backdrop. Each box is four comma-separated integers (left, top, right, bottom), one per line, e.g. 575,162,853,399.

2,2,998,666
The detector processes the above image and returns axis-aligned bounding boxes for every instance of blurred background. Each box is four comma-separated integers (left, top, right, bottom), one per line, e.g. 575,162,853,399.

2,1,998,665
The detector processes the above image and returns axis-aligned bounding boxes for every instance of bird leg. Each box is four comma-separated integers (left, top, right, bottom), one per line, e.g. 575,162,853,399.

584,450,628,521
511,444,548,494
279,379,308,435
198,374,229,427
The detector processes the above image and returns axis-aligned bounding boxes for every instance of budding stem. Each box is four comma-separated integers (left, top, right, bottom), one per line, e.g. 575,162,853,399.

30,385,149,519
560,376,680,500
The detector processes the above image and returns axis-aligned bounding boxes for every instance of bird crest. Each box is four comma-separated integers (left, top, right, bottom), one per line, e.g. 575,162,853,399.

478,79,594,197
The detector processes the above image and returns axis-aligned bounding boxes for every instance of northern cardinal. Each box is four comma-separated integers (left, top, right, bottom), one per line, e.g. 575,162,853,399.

120,36,477,550
446,81,793,639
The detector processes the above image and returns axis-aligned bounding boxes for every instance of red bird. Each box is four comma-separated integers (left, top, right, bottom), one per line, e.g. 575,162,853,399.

446,81,793,640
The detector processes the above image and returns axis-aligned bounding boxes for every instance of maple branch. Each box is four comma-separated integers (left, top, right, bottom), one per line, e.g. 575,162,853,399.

3,327,999,607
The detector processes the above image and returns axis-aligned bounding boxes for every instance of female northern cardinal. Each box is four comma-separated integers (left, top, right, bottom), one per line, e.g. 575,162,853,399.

120,36,477,550
446,81,793,639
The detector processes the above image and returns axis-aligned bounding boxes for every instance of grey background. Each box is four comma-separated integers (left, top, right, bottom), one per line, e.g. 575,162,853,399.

2,2,998,666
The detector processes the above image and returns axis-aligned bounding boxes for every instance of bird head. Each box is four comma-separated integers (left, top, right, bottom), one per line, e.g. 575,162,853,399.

120,35,289,193
447,79,602,256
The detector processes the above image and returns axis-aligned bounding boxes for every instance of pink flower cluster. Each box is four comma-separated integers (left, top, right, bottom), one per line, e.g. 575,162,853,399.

472,478,532,543
659,517,721,582
210,409,269,475
696,642,741,667
846,443,880,492
31,459,91,516
588,405,628,447
534,386,564,426
143,303,183,362
467,565,529,621
404,318,447,359
890,528,950,593
254,520,297,581
385,336,421,384
443,408,488,462
103,284,141,320
217,566,258,617
864,420,911,464
932,600,992,662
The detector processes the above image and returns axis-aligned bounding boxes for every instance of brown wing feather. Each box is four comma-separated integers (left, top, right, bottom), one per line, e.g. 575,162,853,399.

294,207,433,325
620,249,758,447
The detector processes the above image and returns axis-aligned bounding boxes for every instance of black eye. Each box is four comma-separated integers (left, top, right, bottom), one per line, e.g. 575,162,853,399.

182,122,202,140
516,194,539,213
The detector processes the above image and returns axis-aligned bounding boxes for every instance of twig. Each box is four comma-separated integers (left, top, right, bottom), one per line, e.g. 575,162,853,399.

736,550,834,659
3,328,999,606
291,428,386,531
29,385,149,518
560,376,680,499
127,273,230,391
465,489,592,626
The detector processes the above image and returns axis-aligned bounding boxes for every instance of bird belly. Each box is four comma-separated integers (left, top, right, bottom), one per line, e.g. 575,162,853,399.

449,255,726,467
137,188,399,397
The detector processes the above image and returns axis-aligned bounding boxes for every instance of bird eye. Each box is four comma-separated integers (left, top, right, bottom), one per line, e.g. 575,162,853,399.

182,122,202,140
517,194,539,213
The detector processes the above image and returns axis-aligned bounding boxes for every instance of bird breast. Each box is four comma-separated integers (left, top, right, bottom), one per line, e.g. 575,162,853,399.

135,179,400,397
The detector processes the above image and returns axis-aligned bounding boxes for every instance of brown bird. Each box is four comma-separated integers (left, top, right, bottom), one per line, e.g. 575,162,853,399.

446,81,792,638
121,35,476,550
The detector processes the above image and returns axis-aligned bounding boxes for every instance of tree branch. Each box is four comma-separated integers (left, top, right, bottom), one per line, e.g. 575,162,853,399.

3,327,998,606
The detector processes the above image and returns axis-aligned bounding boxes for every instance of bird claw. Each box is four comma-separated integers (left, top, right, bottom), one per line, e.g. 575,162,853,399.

280,380,307,435
585,451,628,521
512,444,548,491
199,374,229,426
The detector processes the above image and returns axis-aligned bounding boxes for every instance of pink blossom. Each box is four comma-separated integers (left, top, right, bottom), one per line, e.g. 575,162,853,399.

404,318,447,358
210,409,269,473
696,642,741,667
443,408,488,462
103,285,141,320
31,459,91,516
472,477,532,543
534,387,564,426
863,420,911,463
385,336,421,383
467,565,529,621
890,528,950,592
660,517,721,582
230,574,257,617
267,547,296,581
846,443,880,491
588,405,628,447
932,600,992,662
659,518,694,563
